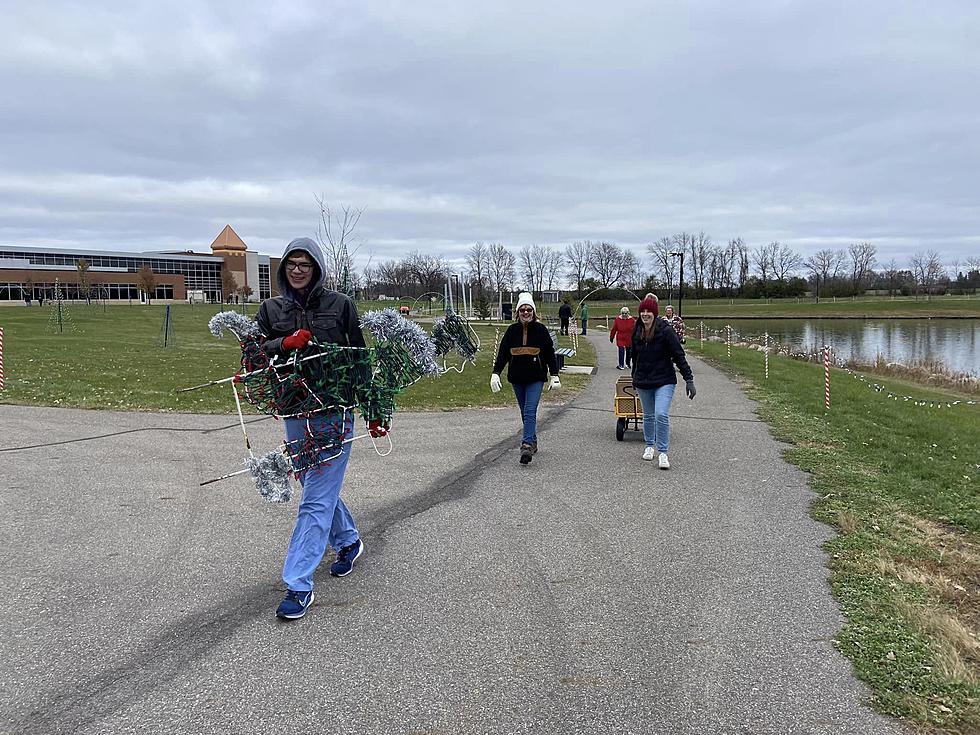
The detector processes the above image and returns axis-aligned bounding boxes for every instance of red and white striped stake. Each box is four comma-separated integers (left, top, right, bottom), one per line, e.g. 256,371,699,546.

764,332,769,379
700,321,704,348
0,327,5,391
823,345,831,410
726,325,731,359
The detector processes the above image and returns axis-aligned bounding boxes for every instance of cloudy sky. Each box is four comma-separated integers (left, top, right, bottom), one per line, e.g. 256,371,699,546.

2,1,978,271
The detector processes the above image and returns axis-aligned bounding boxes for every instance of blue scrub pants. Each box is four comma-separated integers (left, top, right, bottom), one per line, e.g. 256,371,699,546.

282,411,359,592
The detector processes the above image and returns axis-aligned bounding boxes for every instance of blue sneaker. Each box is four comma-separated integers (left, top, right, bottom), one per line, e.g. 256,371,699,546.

329,539,363,577
276,589,314,619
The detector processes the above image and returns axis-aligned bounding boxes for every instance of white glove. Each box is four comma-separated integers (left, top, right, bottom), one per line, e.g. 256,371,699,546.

490,373,502,393
548,376,561,391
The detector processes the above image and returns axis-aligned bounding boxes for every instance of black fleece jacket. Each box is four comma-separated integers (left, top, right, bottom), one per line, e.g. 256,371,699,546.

630,317,694,389
492,320,559,385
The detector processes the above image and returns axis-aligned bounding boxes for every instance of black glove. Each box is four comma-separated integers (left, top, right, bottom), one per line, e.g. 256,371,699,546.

609,337,614,343
686,380,696,399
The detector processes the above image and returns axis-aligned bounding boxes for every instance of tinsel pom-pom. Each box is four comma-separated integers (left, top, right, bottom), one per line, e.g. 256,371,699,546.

209,311,261,340
360,308,441,376
245,450,294,503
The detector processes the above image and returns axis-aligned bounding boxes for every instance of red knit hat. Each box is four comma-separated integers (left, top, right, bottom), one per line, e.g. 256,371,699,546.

638,296,659,316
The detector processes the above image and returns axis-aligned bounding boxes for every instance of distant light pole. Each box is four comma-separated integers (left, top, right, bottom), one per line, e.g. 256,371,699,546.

668,250,685,317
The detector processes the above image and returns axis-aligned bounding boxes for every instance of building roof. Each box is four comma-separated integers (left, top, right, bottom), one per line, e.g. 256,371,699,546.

0,244,223,262
210,225,248,254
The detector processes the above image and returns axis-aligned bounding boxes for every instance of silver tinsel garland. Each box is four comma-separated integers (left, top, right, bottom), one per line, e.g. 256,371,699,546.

209,311,261,340
360,308,441,376
245,450,294,503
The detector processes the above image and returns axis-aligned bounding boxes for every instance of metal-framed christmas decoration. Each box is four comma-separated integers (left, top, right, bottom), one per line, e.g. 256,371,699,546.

185,307,479,502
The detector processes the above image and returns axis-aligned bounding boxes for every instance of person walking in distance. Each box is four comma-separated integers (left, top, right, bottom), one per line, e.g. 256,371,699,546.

580,301,589,335
630,295,696,469
558,299,572,336
256,237,379,620
664,304,686,343
609,306,635,370
490,292,561,464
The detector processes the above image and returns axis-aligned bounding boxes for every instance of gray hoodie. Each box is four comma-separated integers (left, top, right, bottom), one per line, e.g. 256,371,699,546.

256,237,365,355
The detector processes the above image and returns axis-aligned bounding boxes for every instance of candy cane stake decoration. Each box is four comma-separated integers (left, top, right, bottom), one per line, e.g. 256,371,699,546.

700,321,704,348
0,327,5,391
726,325,731,359
764,331,769,380
824,345,831,410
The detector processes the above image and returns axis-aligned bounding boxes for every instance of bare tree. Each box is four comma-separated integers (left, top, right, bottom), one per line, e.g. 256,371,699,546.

647,237,678,296
465,242,490,296
849,242,877,293
544,247,564,290
518,245,550,291
735,238,750,291
405,251,448,294
686,231,712,297
220,269,237,303
565,241,593,297
752,241,779,289
315,197,363,297
909,249,945,300
803,248,847,301
487,243,516,293
773,242,803,285
137,265,157,304
76,257,92,303
588,241,627,289
621,249,642,290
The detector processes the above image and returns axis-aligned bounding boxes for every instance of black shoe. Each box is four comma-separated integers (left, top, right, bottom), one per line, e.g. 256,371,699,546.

520,443,533,464
530,442,538,454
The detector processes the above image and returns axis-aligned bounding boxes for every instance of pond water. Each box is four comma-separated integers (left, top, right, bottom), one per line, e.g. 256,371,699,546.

694,319,980,376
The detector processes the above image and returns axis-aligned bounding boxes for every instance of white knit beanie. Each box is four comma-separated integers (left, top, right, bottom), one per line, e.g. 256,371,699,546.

516,292,536,313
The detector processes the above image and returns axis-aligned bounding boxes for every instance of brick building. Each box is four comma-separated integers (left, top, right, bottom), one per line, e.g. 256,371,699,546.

0,225,277,304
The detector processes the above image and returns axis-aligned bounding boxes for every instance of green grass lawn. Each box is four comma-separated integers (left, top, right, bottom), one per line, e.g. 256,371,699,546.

688,339,980,733
0,303,593,413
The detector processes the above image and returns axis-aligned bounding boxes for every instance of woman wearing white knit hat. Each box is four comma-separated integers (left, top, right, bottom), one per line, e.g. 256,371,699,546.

490,292,561,464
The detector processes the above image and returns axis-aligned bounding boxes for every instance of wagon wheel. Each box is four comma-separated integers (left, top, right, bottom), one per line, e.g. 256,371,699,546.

616,417,626,441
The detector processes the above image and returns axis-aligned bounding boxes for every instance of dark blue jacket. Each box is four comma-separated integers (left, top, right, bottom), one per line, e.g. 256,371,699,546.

630,317,693,389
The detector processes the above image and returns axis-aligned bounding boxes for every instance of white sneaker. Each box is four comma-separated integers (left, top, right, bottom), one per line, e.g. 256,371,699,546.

642,446,655,461
658,452,670,470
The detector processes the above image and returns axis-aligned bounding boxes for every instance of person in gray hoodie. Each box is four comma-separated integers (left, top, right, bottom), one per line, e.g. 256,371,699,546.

256,237,375,620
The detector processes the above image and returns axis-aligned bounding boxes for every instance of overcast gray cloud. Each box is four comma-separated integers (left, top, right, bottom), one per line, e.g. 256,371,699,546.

1,0,977,272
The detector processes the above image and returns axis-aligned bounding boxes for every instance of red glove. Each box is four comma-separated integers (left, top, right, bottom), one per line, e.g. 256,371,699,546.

282,329,312,351
368,418,389,438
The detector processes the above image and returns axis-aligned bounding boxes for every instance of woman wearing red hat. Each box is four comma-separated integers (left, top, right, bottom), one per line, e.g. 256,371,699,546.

630,295,696,469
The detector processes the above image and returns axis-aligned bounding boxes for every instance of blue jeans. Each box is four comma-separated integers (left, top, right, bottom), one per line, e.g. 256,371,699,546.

581,319,588,335
636,384,676,452
512,381,544,445
282,411,359,592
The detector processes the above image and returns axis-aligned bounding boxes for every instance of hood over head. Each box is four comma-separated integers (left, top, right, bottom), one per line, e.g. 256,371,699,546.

277,237,326,304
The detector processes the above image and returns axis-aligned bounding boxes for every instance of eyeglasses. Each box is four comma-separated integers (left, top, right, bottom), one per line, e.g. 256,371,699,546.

517,307,534,313
285,261,313,273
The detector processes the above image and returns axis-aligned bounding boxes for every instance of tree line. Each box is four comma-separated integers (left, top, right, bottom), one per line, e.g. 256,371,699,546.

360,236,980,302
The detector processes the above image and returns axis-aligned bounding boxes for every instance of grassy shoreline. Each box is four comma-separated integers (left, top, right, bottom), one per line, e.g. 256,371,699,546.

689,340,980,733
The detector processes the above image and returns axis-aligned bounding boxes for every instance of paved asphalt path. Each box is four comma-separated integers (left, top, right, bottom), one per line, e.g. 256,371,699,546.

0,335,906,735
